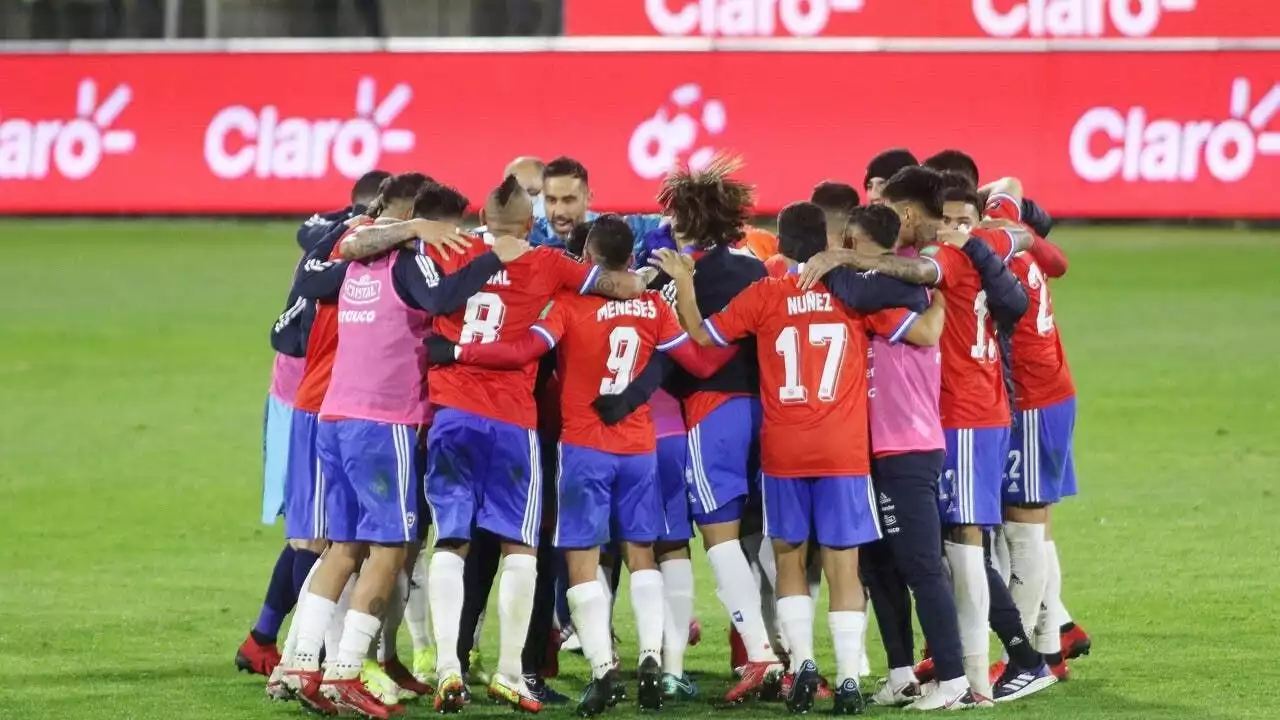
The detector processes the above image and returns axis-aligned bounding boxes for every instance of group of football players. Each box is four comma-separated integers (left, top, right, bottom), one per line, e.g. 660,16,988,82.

232,147,1091,718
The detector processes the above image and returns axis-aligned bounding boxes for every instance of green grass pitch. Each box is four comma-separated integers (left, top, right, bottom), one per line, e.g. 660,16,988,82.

1,220,1278,719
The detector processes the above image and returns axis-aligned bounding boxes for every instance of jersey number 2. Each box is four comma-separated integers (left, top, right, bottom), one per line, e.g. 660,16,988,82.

599,326,641,395
1027,263,1055,335
459,292,506,344
775,323,847,404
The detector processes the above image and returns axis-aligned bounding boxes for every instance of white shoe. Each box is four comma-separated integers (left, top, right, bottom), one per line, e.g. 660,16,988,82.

909,681,993,711
870,678,922,707
360,659,404,705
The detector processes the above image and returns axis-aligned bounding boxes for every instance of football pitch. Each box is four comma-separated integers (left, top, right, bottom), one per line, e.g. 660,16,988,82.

1,219,1277,720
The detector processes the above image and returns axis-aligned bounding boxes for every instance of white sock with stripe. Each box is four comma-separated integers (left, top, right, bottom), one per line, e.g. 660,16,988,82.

1004,521,1048,640
708,541,778,663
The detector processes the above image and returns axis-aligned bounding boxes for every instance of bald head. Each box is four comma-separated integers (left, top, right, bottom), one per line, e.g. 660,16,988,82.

504,156,546,198
482,175,534,238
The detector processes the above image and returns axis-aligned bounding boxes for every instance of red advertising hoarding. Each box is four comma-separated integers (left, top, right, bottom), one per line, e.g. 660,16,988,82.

565,0,1280,39
1,51,1278,217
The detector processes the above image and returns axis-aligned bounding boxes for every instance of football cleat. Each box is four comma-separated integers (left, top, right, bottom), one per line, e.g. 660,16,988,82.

1048,657,1070,682
832,677,866,716
636,655,663,711
992,663,1058,703
524,673,570,705
729,626,748,674
235,632,281,677
433,672,467,714
913,656,936,685
577,671,620,718
383,656,433,699
360,659,403,706
988,660,1006,688
786,659,820,714
688,619,702,646
468,649,492,685
265,664,293,702
869,678,922,707
488,672,544,713
908,683,994,711
284,668,338,716
1060,623,1092,660
726,660,785,704
662,672,699,700
323,676,400,719
410,646,436,686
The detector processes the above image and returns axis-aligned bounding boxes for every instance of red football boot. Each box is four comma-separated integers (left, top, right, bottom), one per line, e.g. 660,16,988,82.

1060,623,1092,660
912,657,936,685
323,677,399,719
235,632,281,677
726,661,784,704
988,660,1006,687
382,656,434,697
815,675,833,701
1049,657,1071,681
285,669,338,716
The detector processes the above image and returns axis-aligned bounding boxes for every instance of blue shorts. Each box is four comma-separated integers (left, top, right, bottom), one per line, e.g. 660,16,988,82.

284,410,326,540
657,435,693,543
554,443,664,548
940,426,1010,527
425,408,542,547
1006,397,1077,505
261,394,295,525
317,419,420,544
762,474,881,548
685,397,761,523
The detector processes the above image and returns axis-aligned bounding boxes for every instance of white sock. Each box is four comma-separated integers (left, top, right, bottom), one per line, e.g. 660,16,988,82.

325,575,356,661
281,555,322,667
707,541,778,663
750,536,784,653
776,595,814,674
596,564,615,625
291,593,338,672
944,541,991,698
377,570,409,662
1044,540,1072,626
629,569,665,662
567,580,614,679
660,559,695,677
497,554,537,680
406,552,434,653
827,610,866,685
992,525,1012,584
888,666,918,687
1036,541,1065,655
428,551,466,675
1004,522,1048,639
328,610,382,680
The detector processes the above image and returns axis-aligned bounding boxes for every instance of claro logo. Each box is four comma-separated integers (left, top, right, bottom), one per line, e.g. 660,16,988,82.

0,79,135,180
973,0,1198,38
204,78,414,180
1070,79,1280,183
646,0,865,37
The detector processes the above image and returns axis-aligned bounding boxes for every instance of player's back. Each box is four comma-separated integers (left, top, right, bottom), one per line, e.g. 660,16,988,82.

1008,253,1074,408
554,291,677,454
751,275,873,477
431,242,593,429
921,230,1012,429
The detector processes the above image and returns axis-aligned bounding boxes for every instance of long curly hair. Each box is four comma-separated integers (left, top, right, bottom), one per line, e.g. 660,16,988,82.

656,155,754,250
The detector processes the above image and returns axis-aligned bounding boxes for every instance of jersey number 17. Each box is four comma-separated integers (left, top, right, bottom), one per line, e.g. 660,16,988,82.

775,323,848,404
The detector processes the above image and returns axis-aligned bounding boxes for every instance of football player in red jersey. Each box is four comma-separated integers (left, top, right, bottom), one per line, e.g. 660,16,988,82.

416,177,652,713
798,166,1056,702
654,201,930,715
427,215,735,715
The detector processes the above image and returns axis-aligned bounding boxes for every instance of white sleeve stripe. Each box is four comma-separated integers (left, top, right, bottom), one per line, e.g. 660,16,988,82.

1000,229,1018,263
304,258,335,272
922,255,943,286
580,265,602,295
656,332,689,352
703,319,730,347
888,312,919,344
415,254,441,288
530,324,558,349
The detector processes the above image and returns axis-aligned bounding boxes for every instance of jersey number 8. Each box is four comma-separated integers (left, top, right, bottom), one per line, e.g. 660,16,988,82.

459,292,506,344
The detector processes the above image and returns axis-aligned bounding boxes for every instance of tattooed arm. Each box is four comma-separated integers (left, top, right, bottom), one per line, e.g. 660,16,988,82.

339,219,470,261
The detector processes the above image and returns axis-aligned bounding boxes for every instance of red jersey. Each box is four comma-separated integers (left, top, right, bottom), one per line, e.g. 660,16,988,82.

704,274,874,478
533,291,688,454
1007,254,1075,410
763,254,790,278
430,242,597,429
294,221,370,413
917,229,1016,429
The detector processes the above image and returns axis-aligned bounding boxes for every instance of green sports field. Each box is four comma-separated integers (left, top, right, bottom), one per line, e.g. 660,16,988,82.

1,220,1277,719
